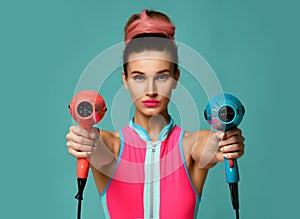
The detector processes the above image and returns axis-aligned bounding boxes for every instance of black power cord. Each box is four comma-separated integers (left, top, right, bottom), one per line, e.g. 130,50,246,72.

235,209,239,219
229,183,239,219
77,199,82,219
75,178,87,219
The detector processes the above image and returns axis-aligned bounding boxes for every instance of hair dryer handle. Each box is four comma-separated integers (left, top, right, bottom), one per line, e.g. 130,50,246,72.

224,158,240,183
77,123,92,179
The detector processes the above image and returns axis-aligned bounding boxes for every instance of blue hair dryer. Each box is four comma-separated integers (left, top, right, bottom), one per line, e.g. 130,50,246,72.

204,93,245,219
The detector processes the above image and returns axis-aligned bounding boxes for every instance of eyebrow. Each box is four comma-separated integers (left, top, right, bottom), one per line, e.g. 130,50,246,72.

130,69,171,75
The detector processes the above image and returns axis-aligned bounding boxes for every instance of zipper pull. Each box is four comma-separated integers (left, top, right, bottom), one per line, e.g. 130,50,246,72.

151,142,157,152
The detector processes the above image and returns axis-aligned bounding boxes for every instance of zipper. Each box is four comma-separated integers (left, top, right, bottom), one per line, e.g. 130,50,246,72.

149,142,157,218
129,116,174,219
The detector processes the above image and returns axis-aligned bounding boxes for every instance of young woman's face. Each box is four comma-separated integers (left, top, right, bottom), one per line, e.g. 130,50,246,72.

122,50,180,117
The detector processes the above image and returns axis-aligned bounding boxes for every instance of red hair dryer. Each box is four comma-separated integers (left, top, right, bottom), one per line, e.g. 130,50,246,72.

69,90,107,218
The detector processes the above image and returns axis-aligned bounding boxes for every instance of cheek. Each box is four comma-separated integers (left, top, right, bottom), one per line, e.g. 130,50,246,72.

127,83,145,100
156,81,173,97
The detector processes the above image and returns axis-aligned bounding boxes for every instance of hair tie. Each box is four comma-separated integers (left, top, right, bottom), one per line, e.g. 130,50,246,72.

125,9,175,44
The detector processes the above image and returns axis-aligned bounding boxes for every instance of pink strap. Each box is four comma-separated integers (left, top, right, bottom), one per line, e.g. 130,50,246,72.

125,9,175,43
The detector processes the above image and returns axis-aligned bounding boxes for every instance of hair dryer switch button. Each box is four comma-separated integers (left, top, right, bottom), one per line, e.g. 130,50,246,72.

229,159,234,168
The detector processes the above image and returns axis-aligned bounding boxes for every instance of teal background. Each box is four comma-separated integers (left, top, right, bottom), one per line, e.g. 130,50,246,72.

1,0,299,218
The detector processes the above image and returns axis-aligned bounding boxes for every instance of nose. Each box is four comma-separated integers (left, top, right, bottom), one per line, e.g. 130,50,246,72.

146,78,158,97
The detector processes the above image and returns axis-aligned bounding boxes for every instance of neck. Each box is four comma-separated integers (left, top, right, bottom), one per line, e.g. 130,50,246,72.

133,111,170,141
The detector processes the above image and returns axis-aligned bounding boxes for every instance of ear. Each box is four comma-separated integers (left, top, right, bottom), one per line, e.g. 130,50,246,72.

172,69,180,89
122,70,129,90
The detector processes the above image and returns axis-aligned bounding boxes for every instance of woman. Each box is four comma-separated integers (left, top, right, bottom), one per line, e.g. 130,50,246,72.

66,9,245,219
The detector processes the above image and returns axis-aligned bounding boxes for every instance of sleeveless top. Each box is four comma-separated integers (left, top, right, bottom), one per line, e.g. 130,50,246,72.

99,117,201,219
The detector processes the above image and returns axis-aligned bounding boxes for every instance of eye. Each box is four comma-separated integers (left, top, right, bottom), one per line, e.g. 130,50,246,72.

156,74,169,80
133,75,145,81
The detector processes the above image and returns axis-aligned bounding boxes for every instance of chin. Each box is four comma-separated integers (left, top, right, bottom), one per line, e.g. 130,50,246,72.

143,110,162,116
138,107,165,117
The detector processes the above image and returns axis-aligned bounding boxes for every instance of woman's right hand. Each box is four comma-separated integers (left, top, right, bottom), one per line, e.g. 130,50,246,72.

65,126,100,158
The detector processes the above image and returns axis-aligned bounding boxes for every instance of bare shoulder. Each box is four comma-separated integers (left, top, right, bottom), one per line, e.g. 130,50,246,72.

99,129,121,156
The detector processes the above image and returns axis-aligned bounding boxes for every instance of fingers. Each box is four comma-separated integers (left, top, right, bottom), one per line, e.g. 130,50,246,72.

66,140,95,158
220,141,245,160
222,148,245,159
223,127,242,139
67,147,93,158
220,142,245,153
66,132,95,146
66,141,95,152
70,126,90,138
220,135,245,147
66,126,99,158
215,148,244,161
219,127,245,160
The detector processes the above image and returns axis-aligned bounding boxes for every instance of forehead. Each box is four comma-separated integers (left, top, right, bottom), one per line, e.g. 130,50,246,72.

128,50,173,62
127,50,173,71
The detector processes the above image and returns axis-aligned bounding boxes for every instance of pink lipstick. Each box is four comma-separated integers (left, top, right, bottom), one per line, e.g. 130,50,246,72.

142,99,159,107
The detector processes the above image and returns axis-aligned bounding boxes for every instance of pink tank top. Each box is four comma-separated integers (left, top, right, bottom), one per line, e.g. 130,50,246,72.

99,117,201,218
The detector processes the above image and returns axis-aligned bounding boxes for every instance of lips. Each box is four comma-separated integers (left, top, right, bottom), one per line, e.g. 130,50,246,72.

143,99,159,103
142,99,160,107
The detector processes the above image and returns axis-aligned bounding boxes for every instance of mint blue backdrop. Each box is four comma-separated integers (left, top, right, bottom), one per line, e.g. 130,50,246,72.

1,0,299,218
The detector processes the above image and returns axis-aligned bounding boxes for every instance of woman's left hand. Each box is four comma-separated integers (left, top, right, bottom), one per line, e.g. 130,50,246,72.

196,127,245,169
219,127,245,160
